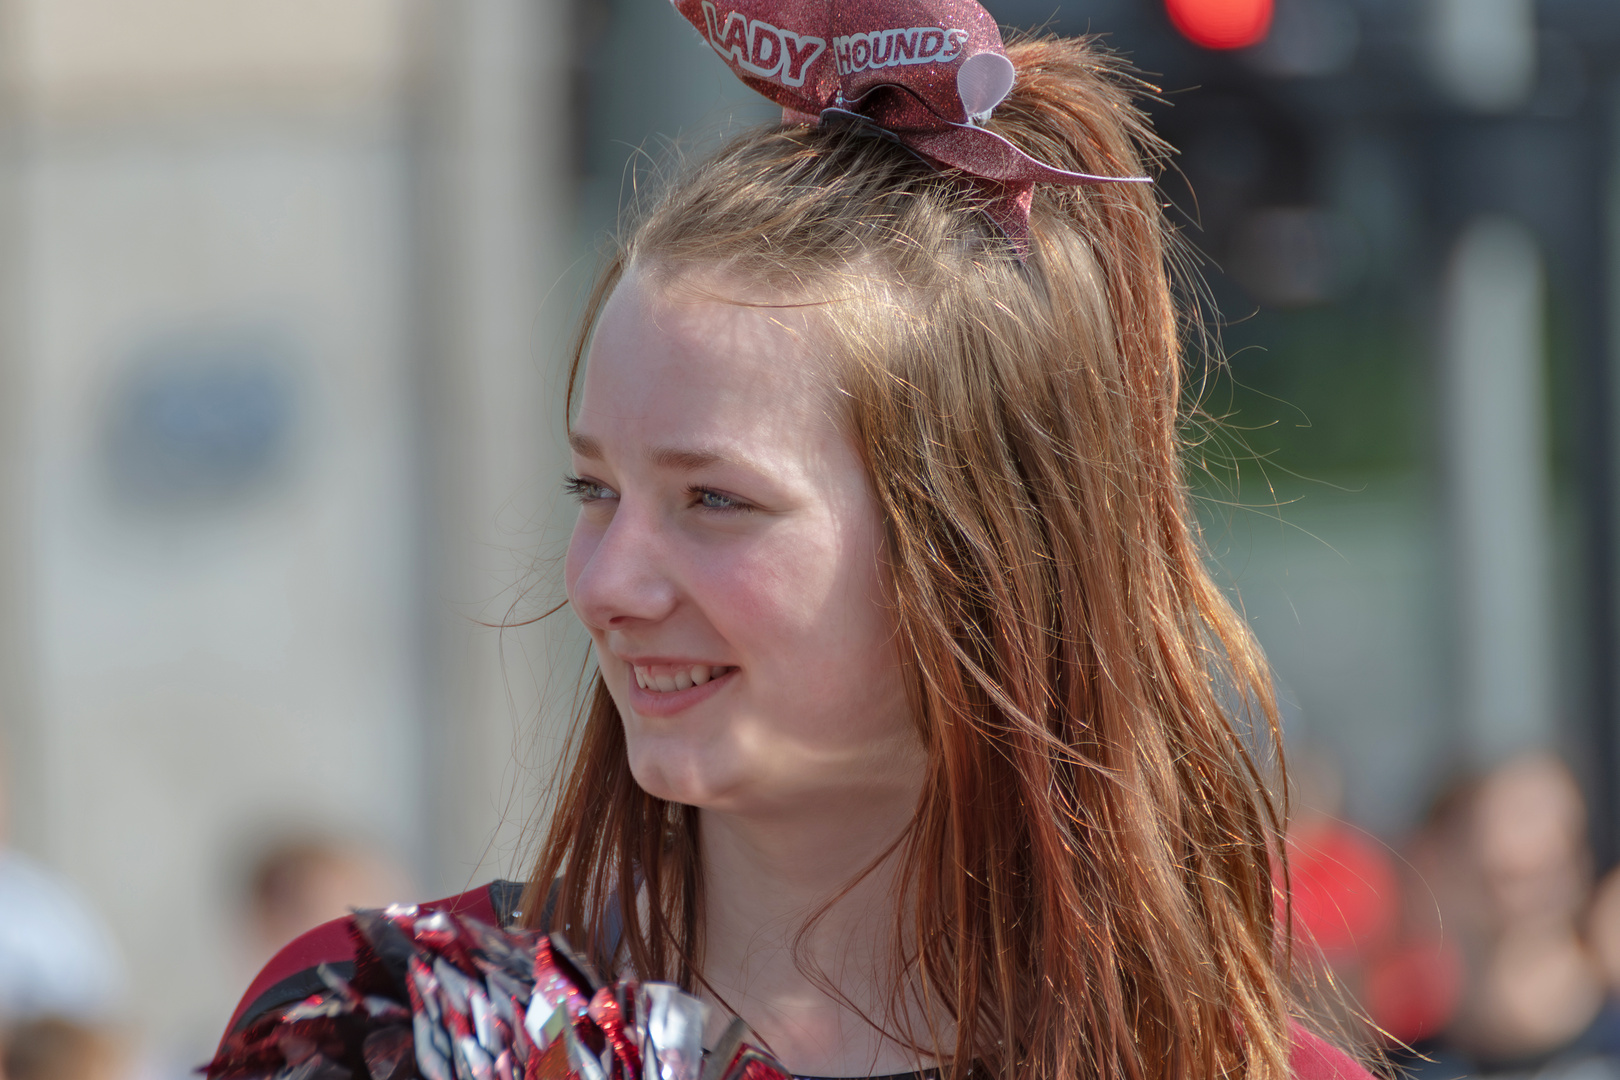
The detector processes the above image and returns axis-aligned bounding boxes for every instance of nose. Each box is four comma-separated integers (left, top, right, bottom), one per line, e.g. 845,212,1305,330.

566,501,679,631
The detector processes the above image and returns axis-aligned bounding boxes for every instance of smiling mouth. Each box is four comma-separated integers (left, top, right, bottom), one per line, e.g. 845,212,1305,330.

632,664,736,692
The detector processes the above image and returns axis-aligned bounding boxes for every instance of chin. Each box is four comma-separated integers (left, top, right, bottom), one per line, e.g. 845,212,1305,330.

625,740,744,809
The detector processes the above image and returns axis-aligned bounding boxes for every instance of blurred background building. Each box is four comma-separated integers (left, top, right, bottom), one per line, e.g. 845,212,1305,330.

0,0,1617,1073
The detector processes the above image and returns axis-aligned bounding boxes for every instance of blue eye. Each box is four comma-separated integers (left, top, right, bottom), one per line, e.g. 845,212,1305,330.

692,487,749,512
564,475,616,503
699,489,735,509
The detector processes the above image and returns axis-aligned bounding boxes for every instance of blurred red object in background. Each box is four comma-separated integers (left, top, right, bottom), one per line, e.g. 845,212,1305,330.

1282,819,1465,1045
1164,0,1274,50
1287,821,1398,960
1363,938,1466,1046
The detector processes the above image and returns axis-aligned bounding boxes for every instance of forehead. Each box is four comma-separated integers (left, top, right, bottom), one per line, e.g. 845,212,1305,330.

575,267,840,452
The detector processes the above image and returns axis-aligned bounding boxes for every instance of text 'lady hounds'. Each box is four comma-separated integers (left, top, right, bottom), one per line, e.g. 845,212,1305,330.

698,2,969,87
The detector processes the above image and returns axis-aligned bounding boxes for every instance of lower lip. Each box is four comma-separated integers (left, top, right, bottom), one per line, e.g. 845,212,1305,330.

625,667,738,717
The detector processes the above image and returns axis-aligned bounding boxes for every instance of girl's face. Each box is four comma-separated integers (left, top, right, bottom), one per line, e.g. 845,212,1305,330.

564,268,923,821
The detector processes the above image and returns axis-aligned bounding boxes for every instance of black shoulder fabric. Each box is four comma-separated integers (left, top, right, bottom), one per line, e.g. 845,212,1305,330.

532,879,626,963
538,877,560,930
487,879,527,928
230,961,356,1034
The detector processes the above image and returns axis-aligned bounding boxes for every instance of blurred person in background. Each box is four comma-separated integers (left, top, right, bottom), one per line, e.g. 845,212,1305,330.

1282,747,1463,1052
3,1018,127,1080
1285,749,1400,981
167,835,411,1080
1587,862,1620,1005
1393,754,1620,1080
1283,749,1399,1027
0,842,124,1030
237,834,412,976
0,745,130,1080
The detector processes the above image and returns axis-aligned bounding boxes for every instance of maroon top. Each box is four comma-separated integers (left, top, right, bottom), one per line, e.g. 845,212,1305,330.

221,882,1375,1080
221,882,510,1038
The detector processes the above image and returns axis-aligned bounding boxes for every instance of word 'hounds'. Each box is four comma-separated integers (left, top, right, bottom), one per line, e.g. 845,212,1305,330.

700,2,826,87
833,27,969,75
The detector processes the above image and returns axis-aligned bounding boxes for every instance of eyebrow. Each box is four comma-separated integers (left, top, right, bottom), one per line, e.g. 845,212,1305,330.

649,445,733,471
568,431,748,472
569,432,605,459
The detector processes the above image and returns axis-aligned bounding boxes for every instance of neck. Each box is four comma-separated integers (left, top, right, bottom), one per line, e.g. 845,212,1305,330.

697,796,931,1078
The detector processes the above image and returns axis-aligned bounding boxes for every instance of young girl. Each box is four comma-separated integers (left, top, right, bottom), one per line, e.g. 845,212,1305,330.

221,4,1374,1079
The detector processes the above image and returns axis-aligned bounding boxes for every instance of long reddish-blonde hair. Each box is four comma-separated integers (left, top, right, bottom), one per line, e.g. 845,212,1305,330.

526,33,1294,1080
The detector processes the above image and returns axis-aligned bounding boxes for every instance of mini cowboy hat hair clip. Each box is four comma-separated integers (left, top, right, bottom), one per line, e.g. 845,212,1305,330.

669,0,1152,255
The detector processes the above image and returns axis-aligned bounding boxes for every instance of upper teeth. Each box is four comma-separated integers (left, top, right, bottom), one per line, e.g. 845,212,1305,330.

633,664,729,692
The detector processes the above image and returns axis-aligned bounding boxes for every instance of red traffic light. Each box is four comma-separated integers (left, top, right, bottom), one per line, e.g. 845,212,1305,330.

1165,0,1274,50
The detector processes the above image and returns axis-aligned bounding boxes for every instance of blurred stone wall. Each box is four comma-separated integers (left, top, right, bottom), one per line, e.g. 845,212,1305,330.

0,0,574,1064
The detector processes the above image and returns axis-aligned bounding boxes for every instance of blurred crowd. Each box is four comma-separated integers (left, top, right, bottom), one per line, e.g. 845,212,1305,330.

0,783,411,1080
8,746,1620,1079
1289,749,1620,1080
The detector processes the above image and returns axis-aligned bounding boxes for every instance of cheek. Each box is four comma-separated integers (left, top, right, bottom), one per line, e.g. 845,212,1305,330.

704,518,899,686
686,544,792,643
815,519,909,724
